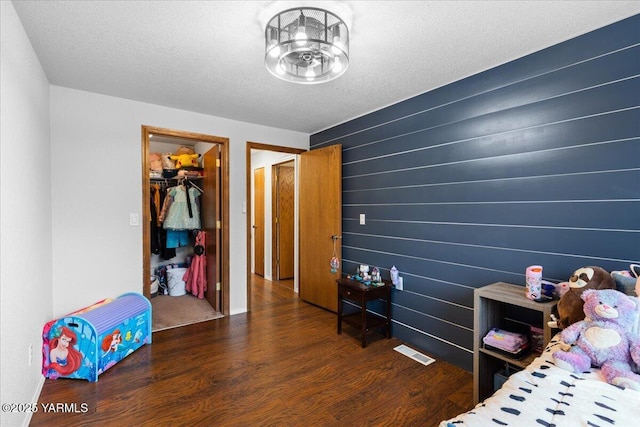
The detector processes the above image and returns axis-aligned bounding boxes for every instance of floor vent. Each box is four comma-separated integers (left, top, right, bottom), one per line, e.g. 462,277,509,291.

394,344,435,366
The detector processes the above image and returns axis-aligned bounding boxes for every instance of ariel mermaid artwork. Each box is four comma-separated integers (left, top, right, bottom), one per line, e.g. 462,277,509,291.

47,326,82,376
101,329,122,353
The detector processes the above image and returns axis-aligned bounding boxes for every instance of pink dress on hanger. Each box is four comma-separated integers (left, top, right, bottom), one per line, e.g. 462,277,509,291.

184,231,207,299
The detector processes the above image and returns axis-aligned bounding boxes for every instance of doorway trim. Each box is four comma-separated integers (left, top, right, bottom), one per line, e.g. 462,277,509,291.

246,142,306,311
142,125,230,315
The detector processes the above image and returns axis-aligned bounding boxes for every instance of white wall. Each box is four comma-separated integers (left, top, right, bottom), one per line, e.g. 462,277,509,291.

0,2,53,426
50,86,309,317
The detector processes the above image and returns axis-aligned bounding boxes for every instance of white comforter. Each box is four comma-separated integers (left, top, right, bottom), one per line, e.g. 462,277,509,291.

440,335,640,426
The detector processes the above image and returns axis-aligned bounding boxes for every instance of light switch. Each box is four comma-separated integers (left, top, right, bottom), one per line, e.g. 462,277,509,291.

129,213,139,226
359,213,366,225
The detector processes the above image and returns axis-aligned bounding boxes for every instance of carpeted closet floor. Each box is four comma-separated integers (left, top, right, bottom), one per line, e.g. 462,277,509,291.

150,293,222,331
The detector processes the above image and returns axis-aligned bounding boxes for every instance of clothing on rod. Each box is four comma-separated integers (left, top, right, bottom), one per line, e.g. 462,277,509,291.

184,231,207,299
163,184,202,230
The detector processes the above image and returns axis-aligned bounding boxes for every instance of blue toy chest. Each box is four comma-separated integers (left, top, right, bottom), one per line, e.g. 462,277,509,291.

42,292,152,382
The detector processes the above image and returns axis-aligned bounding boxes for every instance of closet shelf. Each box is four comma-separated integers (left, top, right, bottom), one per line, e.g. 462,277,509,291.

150,175,204,182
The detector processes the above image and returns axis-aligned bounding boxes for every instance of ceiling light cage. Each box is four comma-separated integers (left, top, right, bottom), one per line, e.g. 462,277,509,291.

265,7,349,84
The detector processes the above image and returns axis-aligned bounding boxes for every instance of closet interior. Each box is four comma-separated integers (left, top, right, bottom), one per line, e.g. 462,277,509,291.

148,134,222,331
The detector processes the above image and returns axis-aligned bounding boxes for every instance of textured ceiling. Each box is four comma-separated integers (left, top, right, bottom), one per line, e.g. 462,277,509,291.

12,1,640,134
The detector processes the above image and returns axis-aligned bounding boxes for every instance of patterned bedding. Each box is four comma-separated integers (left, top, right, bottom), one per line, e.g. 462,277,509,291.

440,334,640,426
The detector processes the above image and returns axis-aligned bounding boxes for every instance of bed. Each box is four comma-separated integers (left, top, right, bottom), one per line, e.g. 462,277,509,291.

440,334,640,426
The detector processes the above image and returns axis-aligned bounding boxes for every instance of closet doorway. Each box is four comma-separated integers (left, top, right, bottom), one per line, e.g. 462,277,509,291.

142,126,229,331
246,142,306,310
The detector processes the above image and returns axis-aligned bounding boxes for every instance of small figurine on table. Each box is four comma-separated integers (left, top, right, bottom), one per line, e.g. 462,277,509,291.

371,267,380,283
360,265,370,281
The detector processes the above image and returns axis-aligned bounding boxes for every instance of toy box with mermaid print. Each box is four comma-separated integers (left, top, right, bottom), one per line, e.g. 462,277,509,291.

42,292,151,382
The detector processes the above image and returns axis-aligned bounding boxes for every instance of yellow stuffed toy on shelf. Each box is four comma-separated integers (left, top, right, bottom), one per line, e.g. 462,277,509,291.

170,153,199,169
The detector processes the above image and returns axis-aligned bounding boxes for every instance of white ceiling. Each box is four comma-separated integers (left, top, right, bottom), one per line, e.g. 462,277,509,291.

12,1,640,134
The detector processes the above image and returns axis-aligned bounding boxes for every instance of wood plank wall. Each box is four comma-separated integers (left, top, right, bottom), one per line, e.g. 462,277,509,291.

310,15,640,371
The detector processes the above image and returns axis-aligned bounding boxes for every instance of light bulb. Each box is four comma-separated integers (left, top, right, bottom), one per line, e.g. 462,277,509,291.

305,67,315,80
295,30,307,46
268,44,281,58
333,57,342,73
268,28,280,57
331,42,343,56
295,12,307,46
332,25,342,55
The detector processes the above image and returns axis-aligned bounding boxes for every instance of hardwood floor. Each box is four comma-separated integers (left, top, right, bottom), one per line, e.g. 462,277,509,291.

251,274,295,308
32,276,473,426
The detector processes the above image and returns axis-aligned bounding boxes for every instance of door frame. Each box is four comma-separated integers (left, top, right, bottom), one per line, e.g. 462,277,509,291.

142,125,230,315
246,142,306,311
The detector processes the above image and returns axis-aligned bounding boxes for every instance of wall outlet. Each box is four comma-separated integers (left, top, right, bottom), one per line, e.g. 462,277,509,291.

396,277,404,291
28,344,33,366
359,213,366,225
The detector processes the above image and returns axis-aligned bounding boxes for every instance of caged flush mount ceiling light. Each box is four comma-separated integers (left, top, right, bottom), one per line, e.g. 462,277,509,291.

264,7,349,84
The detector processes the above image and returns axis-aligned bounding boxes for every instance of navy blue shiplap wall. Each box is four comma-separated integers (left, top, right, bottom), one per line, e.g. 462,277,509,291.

311,15,640,371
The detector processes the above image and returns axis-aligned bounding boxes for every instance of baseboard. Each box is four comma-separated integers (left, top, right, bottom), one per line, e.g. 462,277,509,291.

22,375,45,427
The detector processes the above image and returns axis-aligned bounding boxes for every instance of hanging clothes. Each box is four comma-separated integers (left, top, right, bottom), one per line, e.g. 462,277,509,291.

165,230,190,248
184,231,207,299
158,185,176,259
150,186,161,255
159,187,173,224
163,185,201,230
152,183,162,223
150,183,177,259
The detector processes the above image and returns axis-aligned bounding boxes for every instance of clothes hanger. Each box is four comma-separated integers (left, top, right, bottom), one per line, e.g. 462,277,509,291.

176,177,187,189
186,178,204,193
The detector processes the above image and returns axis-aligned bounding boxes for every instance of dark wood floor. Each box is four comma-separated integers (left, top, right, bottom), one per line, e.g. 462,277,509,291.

32,276,473,426
250,274,295,309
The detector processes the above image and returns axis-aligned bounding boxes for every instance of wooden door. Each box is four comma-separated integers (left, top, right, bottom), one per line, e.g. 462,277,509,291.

273,161,295,279
299,144,342,312
253,167,265,276
202,146,221,311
